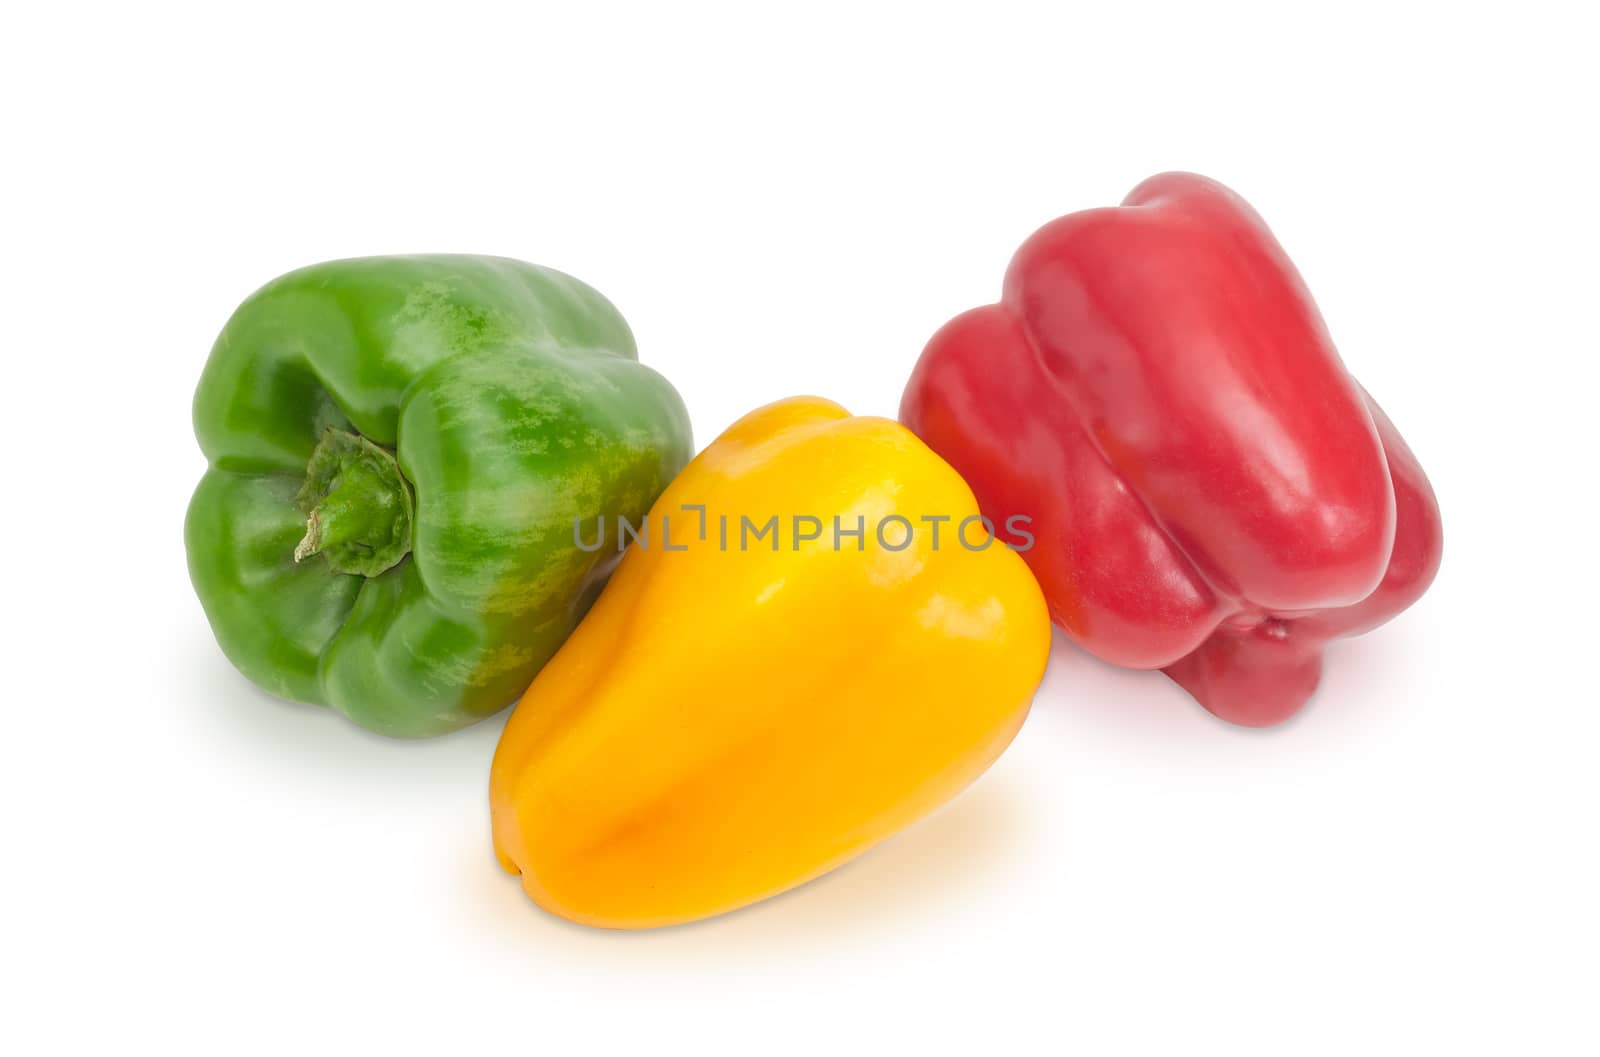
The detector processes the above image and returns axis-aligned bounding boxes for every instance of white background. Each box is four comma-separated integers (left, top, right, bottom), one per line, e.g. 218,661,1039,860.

4,2,1597,1053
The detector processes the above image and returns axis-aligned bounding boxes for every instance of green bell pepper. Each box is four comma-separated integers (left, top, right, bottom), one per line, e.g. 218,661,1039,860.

186,255,692,737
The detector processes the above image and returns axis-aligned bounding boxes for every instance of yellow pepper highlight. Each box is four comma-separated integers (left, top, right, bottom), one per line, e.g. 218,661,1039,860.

489,397,1050,928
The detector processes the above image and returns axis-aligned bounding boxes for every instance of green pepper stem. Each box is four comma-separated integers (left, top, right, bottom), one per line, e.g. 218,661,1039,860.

292,428,415,577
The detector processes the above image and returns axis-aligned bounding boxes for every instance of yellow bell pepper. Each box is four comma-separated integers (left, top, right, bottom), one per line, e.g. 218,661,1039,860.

489,397,1050,928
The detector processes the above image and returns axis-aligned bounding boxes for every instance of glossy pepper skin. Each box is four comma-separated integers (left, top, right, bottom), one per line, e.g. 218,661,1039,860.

901,173,1442,727
187,256,692,737
490,397,1050,928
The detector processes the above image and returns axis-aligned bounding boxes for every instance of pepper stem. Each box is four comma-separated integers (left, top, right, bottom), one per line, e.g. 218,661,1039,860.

292,428,415,577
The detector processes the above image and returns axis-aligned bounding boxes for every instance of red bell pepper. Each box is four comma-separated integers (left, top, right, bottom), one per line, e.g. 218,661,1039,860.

901,172,1443,727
